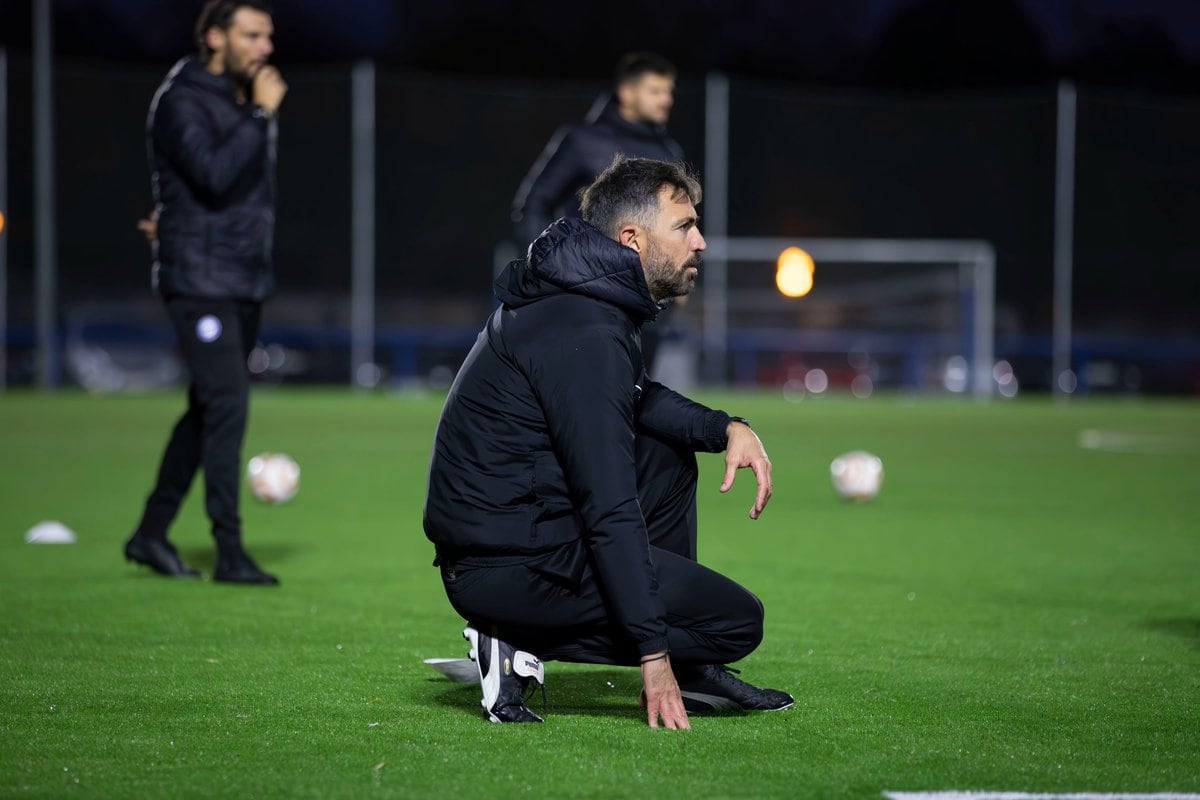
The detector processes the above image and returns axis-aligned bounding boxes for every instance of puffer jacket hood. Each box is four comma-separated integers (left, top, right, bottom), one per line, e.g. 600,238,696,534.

494,217,662,323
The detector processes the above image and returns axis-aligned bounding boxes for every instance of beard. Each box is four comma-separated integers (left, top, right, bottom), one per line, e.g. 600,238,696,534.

644,239,701,302
223,50,261,90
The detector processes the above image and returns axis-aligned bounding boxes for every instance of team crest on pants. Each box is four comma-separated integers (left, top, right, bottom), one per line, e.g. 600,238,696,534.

196,315,222,343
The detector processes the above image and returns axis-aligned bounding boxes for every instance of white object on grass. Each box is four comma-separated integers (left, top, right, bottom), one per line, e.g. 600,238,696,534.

883,793,1200,800
830,450,884,501
247,453,300,504
423,657,478,683
25,521,77,544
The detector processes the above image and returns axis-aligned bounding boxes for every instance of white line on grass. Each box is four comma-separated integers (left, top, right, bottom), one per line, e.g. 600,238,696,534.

883,793,1200,800
1077,429,1199,455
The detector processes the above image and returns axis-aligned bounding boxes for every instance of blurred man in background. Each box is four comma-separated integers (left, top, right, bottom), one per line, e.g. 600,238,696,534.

512,53,686,374
512,52,682,244
427,157,792,727
124,0,286,585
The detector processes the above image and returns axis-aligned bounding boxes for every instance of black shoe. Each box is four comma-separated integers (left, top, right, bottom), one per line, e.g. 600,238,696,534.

463,625,545,723
124,534,200,578
213,549,279,585
677,664,793,713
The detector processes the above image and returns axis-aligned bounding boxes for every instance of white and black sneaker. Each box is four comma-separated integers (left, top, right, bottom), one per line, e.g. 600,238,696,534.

677,664,793,713
463,625,546,723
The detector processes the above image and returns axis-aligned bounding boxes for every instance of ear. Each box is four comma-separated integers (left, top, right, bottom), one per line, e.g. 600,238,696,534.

618,224,641,253
615,81,634,108
205,25,226,57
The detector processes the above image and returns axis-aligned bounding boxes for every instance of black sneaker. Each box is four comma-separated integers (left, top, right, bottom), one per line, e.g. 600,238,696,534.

463,626,545,723
213,549,279,586
677,664,793,713
124,534,200,578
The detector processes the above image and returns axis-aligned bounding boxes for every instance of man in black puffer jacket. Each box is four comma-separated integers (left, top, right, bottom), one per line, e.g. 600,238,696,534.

425,157,793,728
124,0,286,585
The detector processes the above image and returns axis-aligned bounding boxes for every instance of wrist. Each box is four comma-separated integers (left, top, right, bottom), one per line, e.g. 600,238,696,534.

726,416,751,440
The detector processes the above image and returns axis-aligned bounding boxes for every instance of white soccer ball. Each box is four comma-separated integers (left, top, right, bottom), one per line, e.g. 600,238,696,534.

247,452,300,504
830,450,883,501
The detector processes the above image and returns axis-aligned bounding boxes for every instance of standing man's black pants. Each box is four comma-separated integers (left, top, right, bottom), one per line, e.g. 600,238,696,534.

134,296,260,548
439,433,766,667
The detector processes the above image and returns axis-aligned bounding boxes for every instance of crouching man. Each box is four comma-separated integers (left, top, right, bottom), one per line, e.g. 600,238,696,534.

423,156,792,728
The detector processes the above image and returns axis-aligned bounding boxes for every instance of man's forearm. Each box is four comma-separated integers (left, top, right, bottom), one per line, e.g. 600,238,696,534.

637,381,731,452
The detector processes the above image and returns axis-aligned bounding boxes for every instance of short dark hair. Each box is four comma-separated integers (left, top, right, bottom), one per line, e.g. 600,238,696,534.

580,156,702,238
195,0,273,60
613,52,676,88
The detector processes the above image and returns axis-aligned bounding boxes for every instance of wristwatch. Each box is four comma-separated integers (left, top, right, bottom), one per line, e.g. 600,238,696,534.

728,416,751,428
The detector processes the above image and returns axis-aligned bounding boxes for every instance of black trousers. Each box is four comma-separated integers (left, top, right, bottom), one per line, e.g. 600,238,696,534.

135,296,260,548
441,434,766,667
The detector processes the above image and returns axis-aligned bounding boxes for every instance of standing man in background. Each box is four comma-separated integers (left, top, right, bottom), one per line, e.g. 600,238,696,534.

511,52,683,244
124,0,285,585
511,53,685,373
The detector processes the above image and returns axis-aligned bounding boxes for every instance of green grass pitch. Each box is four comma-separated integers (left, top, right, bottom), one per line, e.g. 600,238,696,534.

1,389,1198,798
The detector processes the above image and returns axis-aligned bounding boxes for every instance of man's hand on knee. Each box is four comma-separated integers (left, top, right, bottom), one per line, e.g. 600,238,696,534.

640,652,690,730
721,421,773,520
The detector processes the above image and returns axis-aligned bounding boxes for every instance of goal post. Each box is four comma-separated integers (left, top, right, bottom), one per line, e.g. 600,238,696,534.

702,236,996,397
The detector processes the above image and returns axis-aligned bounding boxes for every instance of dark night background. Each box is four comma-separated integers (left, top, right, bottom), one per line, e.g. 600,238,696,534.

1,0,1198,389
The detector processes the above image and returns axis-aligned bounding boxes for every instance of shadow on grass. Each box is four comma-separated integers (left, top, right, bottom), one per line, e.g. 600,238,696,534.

176,542,302,569
122,543,302,580
1144,618,1200,649
429,667,648,721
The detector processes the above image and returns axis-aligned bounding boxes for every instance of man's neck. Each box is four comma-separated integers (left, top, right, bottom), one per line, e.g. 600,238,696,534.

205,56,248,103
616,105,645,125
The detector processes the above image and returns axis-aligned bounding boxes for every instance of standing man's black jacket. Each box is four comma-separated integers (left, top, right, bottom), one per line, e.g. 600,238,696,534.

511,96,684,246
424,218,733,657
147,56,277,301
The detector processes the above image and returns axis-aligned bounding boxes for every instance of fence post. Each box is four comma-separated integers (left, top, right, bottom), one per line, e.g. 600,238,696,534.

350,60,377,387
702,72,730,385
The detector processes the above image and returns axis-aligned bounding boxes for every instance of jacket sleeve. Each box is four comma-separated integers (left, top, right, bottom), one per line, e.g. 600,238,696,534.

511,127,588,246
528,329,669,656
636,379,732,453
154,87,269,199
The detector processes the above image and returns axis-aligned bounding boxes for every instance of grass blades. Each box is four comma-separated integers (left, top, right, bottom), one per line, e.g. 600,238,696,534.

1,390,1197,798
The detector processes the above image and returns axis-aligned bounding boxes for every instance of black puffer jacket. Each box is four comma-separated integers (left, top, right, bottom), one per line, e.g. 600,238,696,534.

423,218,731,656
147,56,277,301
511,95,685,245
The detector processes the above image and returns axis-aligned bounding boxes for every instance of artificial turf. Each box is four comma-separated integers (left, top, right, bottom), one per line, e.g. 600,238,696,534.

1,389,1197,798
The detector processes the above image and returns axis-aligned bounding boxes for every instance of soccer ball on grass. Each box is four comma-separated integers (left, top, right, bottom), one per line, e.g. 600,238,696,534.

830,450,883,501
247,452,300,504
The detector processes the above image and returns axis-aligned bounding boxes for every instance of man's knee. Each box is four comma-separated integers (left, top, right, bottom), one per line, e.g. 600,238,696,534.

636,434,698,550
729,589,765,659
194,377,248,419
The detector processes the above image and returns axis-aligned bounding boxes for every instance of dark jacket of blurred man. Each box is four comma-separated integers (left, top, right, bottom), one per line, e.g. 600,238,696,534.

124,0,286,585
426,157,793,728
